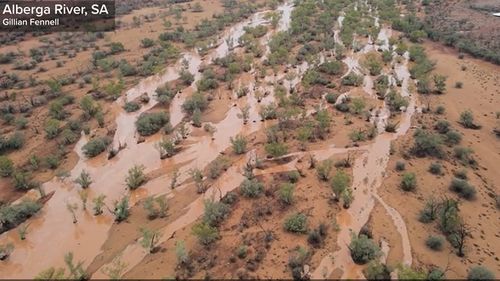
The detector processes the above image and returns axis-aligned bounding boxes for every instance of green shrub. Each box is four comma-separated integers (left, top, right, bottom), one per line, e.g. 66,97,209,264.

155,84,176,105
0,156,14,177
278,183,295,205
331,170,350,198
239,178,264,198
435,105,445,115
426,235,444,251
203,199,230,227
123,101,140,112
141,38,155,48
0,200,42,233
125,164,146,189
453,146,475,166
230,135,247,154
265,142,288,158
428,268,445,280
82,137,111,158
401,172,417,191
74,170,92,188
119,60,137,76
284,213,308,233
109,42,125,54
182,92,208,114
318,61,343,75
287,171,300,183
459,110,480,129
349,234,380,264
449,178,476,200
419,197,440,223
192,222,219,245
15,118,28,129
44,119,61,139
364,261,391,281
411,129,443,158
325,93,338,104
113,196,129,222
45,154,60,169
307,229,322,247
429,162,442,175
434,120,450,134
80,96,99,118
467,266,495,280
316,159,333,181
136,112,169,136
395,161,406,171
397,265,427,280
342,72,363,86
12,172,38,191
207,156,230,179
444,130,462,146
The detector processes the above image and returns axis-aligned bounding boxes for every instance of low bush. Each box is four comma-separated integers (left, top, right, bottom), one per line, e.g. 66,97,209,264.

283,213,308,233
192,222,219,245
182,92,208,114
444,130,462,146
278,183,295,205
449,178,476,200
44,119,61,139
364,261,391,281
136,112,169,136
426,235,444,251
82,137,111,158
459,110,481,129
434,120,450,134
0,156,14,177
411,129,443,158
325,93,338,104
395,161,406,171
0,200,42,233
203,199,230,227
125,164,147,190
123,101,141,112
230,135,247,154
207,156,230,179
265,142,288,158
316,159,333,181
429,162,442,175
401,172,417,191
453,146,475,166
467,266,495,280
239,178,264,198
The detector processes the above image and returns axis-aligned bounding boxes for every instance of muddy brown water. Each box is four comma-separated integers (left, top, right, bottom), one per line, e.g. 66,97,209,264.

311,20,415,278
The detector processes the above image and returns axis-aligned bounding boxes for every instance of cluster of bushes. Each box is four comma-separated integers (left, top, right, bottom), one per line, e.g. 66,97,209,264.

182,92,208,115
155,83,177,105
0,132,25,154
136,112,169,136
0,200,42,234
